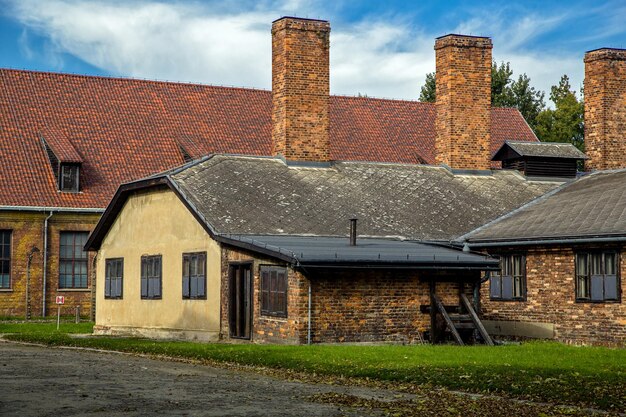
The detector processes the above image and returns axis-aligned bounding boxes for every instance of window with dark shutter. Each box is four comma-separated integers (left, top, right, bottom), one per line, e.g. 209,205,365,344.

260,266,288,318
490,254,526,301
0,230,11,289
59,232,89,289
576,252,620,302
105,258,123,299
141,255,162,299
489,273,501,299
182,252,206,299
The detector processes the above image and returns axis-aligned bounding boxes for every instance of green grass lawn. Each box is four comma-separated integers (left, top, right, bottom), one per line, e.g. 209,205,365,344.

0,321,93,334
2,324,624,411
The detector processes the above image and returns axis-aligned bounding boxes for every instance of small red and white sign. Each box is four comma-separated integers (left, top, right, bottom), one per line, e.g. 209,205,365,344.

55,296,65,305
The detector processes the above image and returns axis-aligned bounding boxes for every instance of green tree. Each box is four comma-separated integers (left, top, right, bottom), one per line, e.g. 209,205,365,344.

491,61,514,107
534,75,584,150
419,72,436,102
508,74,545,131
418,61,546,130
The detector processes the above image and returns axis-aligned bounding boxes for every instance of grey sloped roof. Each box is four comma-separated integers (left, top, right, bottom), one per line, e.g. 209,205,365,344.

464,169,626,243
492,140,588,160
169,155,560,241
221,235,499,269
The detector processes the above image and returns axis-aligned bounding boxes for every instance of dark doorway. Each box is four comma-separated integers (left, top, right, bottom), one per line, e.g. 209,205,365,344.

228,263,253,339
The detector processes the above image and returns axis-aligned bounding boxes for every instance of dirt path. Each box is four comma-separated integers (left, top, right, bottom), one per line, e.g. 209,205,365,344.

0,342,401,416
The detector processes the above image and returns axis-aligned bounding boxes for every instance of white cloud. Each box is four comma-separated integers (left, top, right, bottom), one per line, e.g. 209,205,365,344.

330,19,434,98
5,0,588,102
452,10,584,104
8,0,274,87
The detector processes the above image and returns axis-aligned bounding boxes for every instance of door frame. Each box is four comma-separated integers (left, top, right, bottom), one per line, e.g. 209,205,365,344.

228,261,254,340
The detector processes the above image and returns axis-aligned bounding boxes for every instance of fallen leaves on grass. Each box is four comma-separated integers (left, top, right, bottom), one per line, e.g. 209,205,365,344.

307,391,620,417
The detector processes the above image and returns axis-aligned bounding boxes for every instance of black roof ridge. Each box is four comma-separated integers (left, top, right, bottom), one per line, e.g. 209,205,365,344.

505,140,579,146
588,166,626,174
465,232,626,245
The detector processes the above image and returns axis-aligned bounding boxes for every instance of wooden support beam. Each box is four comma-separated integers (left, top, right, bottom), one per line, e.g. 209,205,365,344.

432,293,464,346
460,293,494,346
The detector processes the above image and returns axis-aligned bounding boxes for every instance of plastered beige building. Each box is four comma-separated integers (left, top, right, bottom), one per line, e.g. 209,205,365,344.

94,189,221,341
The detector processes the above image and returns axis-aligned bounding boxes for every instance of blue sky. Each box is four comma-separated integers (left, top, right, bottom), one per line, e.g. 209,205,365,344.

1,0,624,102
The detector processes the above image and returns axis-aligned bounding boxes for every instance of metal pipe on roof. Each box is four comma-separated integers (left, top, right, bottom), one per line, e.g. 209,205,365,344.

349,218,357,246
466,235,626,248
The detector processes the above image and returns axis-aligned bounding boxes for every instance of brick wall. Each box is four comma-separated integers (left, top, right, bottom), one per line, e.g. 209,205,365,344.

482,246,626,346
584,48,626,171
271,17,330,162
0,211,99,318
435,34,492,170
220,244,479,345
310,271,472,344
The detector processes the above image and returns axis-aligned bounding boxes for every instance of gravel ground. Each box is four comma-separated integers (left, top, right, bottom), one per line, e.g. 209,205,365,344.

0,341,402,417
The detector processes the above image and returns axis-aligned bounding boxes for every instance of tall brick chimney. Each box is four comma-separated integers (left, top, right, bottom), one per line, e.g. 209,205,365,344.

272,17,330,162
434,34,492,170
584,48,626,171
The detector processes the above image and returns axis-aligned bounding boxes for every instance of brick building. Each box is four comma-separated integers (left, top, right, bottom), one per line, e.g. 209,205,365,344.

0,17,537,318
462,170,626,346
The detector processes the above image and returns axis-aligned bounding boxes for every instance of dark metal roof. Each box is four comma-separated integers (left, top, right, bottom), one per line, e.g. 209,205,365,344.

222,234,499,269
492,141,588,161
463,169,626,245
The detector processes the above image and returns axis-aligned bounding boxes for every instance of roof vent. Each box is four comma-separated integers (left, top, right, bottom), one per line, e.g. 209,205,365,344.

349,218,358,246
492,141,587,178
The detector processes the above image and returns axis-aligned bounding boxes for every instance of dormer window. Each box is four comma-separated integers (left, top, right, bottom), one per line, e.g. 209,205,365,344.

39,129,84,193
60,164,80,192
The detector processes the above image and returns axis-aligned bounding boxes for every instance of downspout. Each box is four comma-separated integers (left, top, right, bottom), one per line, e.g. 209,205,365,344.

42,211,54,317
307,280,312,345
91,253,98,322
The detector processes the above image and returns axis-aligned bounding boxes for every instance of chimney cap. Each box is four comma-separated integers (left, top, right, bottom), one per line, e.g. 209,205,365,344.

272,16,329,24
434,34,492,50
584,47,626,62
435,33,491,40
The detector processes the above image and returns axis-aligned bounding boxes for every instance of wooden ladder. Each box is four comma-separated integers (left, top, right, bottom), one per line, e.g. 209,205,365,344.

432,293,493,346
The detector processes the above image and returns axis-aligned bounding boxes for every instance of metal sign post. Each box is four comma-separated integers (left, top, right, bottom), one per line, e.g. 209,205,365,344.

55,296,65,330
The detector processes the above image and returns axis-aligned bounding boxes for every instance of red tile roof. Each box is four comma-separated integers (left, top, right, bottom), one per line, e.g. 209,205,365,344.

0,69,538,209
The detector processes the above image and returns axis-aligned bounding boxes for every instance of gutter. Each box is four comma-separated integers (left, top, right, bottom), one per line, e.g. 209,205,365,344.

466,235,626,248
297,262,500,270
0,206,104,213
